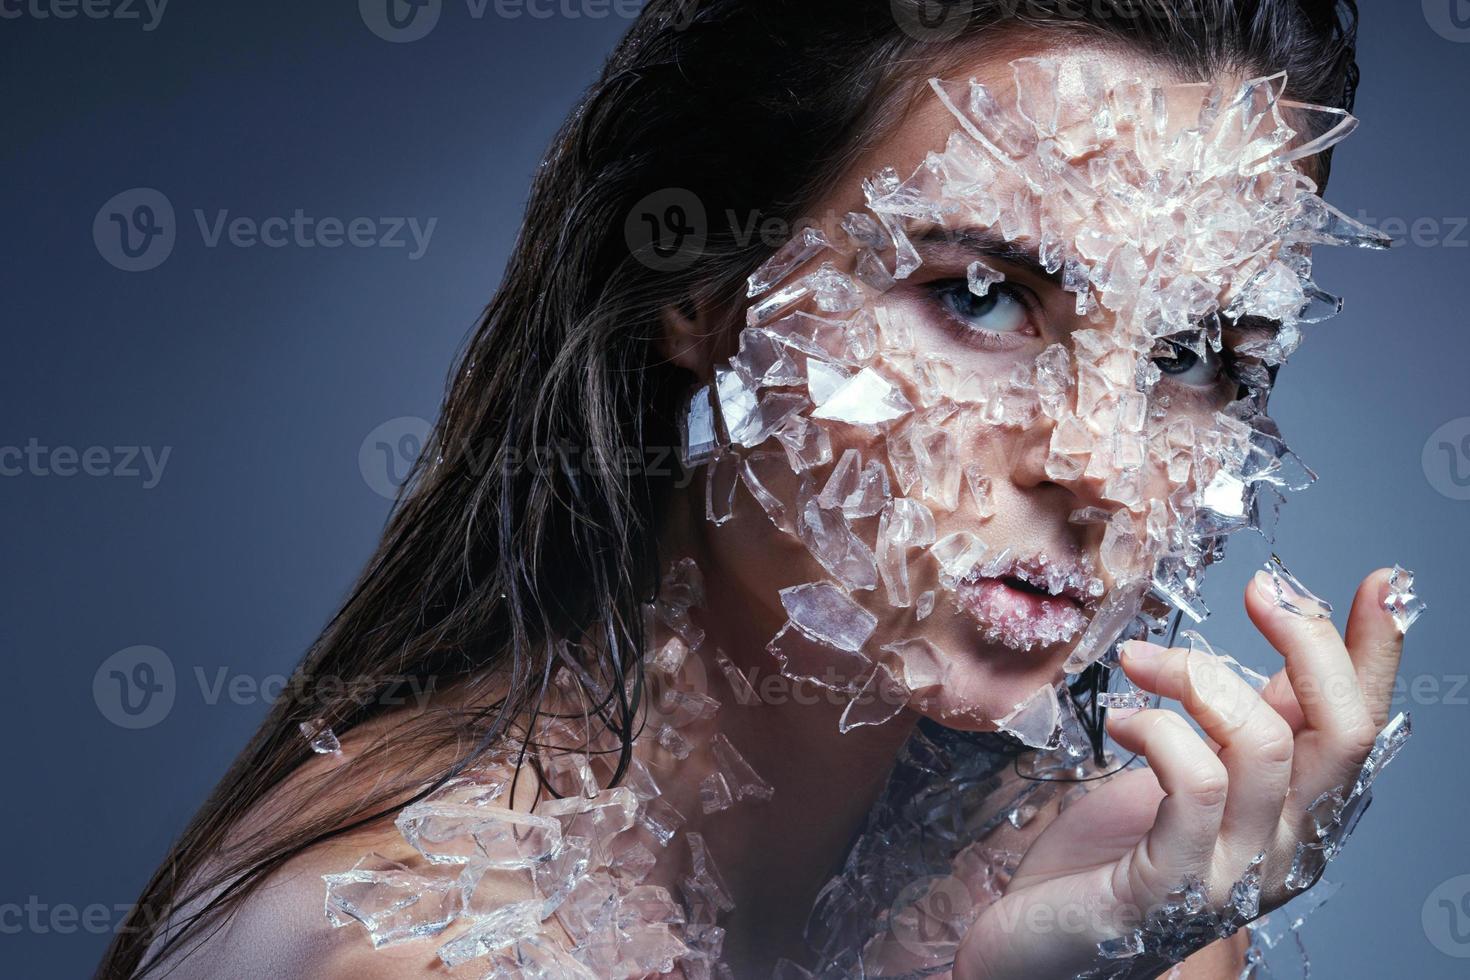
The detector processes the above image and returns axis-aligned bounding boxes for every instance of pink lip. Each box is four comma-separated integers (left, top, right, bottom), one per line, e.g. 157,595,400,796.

954,576,1089,652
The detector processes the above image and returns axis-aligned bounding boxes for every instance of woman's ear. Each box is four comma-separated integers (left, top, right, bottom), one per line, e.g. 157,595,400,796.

657,295,726,380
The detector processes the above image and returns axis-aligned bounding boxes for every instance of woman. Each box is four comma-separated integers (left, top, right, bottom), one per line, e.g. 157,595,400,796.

99,2,1423,977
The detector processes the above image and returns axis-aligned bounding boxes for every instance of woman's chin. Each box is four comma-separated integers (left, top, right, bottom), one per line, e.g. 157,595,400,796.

898,629,1075,733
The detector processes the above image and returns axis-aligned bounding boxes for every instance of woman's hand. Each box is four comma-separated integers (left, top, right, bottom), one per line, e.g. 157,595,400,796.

953,566,1409,980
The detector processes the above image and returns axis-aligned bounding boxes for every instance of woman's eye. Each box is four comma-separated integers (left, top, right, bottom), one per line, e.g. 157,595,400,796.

934,280,1035,338
1153,341,1222,388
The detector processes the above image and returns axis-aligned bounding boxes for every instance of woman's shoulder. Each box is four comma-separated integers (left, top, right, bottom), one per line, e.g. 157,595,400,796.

147,715,496,979
150,822,444,980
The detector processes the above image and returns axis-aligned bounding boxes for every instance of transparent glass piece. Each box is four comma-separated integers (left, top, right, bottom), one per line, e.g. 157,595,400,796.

731,327,803,388
805,357,851,406
699,771,735,814
876,498,936,608
1383,564,1426,634
994,683,1061,749
323,854,460,949
710,733,775,802
838,662,909,733
713,648,760,706
300,719,342,755
966,259,1005,297
681,832,735,914
810,367,914,427
704,451,740,525
778,580,878,652
930,531,989,590
1263,554,1332,620
395,802,560,869
1063,579,1147,674
766,621,874,694
637,795,685,847
773,414,833,472
435,899,542,966
1097,690,1151,710
1011,57,1060,136
680,383,721,468
740,451,801,534
747,226,831,298
796,495,880,592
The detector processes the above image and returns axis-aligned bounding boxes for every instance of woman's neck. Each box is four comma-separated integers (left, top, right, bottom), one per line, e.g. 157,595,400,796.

637,495,920,974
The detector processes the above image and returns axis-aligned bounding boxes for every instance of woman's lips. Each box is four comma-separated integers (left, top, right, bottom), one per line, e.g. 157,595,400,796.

954,575,1089,652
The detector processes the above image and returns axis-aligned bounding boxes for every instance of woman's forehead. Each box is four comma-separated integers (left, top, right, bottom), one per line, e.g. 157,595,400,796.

827,44,1186,214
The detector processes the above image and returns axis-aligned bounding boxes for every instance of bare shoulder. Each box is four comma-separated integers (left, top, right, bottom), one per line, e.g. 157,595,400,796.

148,714,484,980
151,822,449,980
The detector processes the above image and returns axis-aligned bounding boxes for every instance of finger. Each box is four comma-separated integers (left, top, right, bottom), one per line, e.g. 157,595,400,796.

1106,708,1227,889
1260,668,1305,731
1343,568,1407,728
1121,642,1293,856
1245,565,1375,747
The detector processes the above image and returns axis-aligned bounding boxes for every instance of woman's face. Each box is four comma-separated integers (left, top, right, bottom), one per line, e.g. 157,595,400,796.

678,41,1360,735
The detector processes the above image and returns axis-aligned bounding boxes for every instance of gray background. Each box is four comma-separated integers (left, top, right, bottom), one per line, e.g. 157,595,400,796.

3,2,1469,977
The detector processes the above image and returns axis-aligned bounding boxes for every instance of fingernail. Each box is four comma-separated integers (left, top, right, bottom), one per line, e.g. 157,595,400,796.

1187,652,1255,729
1121,640,1167,665
1251,569,1275,601
1259,556,1333,620
1106,706,1144,722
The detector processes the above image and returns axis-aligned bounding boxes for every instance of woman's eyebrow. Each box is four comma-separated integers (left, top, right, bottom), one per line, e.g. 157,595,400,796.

910,225,1063,287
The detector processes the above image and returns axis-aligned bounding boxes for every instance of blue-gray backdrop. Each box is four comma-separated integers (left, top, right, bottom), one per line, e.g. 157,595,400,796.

3,2,1469,977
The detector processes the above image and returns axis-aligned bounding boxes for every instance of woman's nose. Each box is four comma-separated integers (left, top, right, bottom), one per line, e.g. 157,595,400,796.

1007,411,1115,511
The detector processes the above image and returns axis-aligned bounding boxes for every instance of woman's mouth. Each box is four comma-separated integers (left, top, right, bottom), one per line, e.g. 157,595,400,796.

952,557,1097,652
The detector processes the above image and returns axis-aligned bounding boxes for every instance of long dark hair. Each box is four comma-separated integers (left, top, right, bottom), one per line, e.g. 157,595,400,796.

99,2,1362,975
